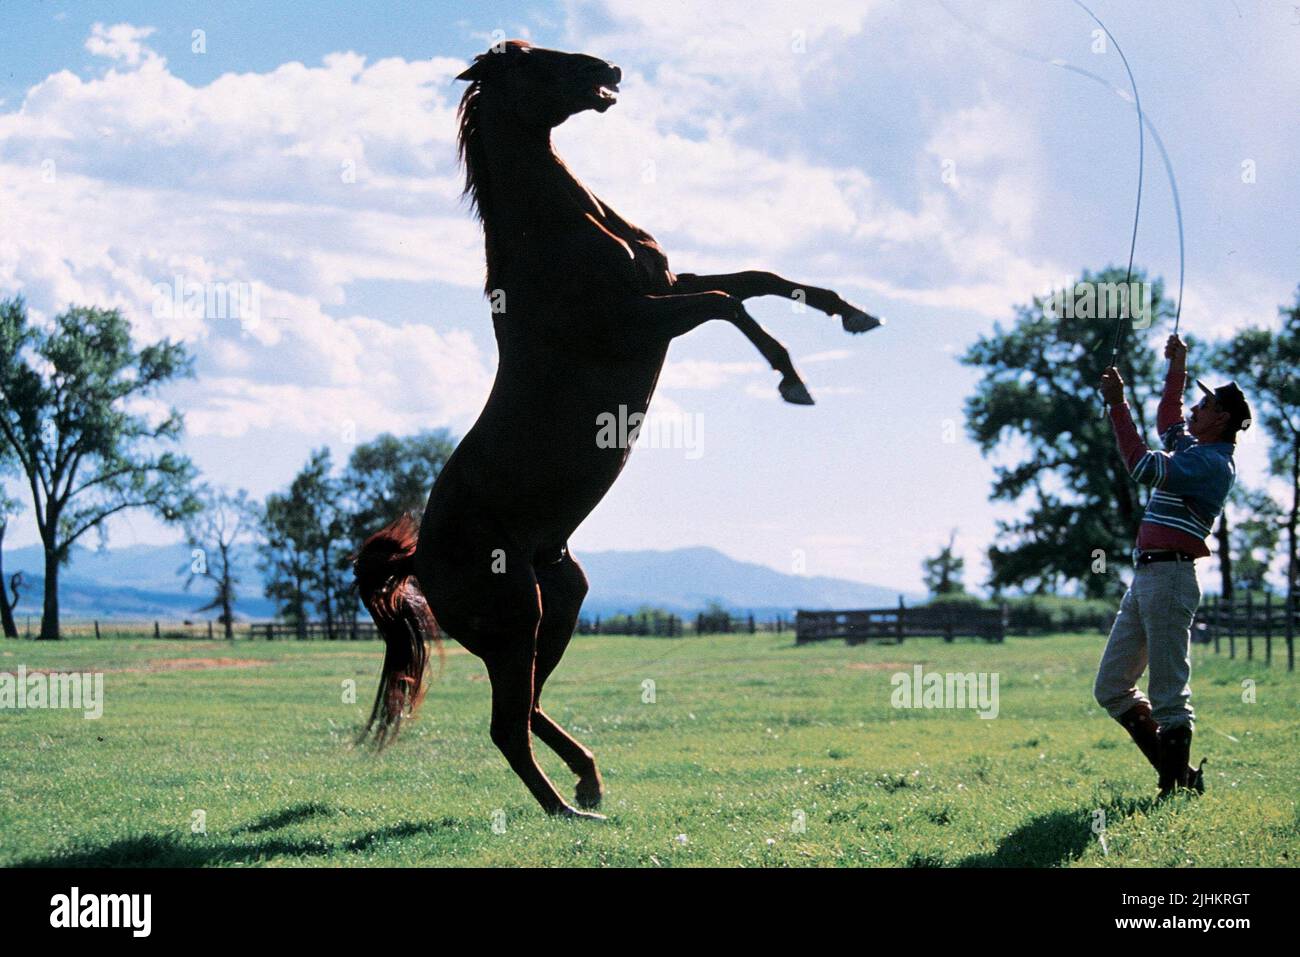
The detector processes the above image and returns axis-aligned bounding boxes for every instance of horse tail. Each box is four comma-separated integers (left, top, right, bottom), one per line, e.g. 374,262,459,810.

353,513,443,748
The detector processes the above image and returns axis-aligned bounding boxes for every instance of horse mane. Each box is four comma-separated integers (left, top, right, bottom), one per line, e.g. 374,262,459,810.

456,79,499,294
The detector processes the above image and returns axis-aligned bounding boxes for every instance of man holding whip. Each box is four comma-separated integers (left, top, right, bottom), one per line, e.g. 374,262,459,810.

1095,334,1252,797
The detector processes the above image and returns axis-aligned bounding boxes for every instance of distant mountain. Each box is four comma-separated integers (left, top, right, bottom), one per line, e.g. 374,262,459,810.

5,542,276,622
577,547,917,617
2,542,917,622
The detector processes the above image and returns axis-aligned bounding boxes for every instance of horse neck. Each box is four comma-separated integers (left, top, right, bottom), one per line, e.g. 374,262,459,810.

472,105,602,287
477,108,559,200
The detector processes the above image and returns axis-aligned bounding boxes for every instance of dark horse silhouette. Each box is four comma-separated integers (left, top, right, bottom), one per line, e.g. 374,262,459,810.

354,41,882,819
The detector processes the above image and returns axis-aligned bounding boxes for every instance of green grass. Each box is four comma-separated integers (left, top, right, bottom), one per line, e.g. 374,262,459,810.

1,632,1296,867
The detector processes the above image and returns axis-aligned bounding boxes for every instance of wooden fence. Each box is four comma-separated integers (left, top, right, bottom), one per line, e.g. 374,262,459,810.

795,599,1008,645
25,619,382,641
31,613,792,641
575,613,790,636
576,612,684,637
1197,592,1296,671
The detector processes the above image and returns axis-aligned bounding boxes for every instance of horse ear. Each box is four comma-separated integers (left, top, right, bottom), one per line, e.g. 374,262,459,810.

456,58,485,82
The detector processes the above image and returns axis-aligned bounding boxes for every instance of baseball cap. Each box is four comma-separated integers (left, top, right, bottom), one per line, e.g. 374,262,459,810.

1194,379,1252,433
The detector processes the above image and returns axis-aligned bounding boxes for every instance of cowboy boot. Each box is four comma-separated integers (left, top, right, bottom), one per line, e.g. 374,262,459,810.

1116,701,1161,771
1157,724,1201,798
1118,703,1205,791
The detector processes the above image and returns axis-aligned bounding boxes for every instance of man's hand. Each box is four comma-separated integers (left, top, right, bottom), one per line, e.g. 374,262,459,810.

1099,366,1126,407
1165,334,1187,363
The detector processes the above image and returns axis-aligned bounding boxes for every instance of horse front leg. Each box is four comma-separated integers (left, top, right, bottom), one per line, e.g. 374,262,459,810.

621,292,814,405
673,270,883,334
730,308,814,405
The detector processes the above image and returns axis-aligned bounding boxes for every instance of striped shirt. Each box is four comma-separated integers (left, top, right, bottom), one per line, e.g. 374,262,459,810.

1109,364,1236,557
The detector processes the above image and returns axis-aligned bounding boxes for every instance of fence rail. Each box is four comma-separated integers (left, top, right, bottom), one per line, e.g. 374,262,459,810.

14,613,793,641
574,613,790,636
1197,592,1296,671
796,599,1008,645
12,618,380,642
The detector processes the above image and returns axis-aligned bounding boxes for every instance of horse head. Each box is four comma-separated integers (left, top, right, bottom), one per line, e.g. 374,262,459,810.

456,40,621,128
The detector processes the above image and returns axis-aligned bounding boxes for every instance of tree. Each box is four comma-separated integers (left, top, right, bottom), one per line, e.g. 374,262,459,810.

963,269,1171,594
696,599,732,634
1213,292,1300,607
1214,511,1235,600
961,267,1171,598
341,429,455,542
259,450,352,639
0,298,199,639
1226,485,1283,595
184,487,259,639
922,529,966,597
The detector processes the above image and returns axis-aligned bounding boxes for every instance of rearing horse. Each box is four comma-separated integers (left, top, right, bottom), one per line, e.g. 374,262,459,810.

354,40,882,819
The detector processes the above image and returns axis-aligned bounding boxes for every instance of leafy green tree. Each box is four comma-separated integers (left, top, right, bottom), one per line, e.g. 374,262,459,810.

1213,292,1300,605
1226,485,1283,595
341,429,455,542
696,599,732,634
922,529,966,597
259,490,315,639
184,487,259,639
961,268,1171,597
259,449,352,638
0,297,199,639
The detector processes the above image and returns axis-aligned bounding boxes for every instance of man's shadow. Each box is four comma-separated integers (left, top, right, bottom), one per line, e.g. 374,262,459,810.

953,795,1155,868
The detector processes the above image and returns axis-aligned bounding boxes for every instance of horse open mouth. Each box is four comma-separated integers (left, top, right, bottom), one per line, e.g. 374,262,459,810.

592,82,619,110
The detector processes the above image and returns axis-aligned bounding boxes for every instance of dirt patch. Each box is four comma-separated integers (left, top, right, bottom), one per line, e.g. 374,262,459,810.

142,657,272,673
816,661,910,675
3,658,273,677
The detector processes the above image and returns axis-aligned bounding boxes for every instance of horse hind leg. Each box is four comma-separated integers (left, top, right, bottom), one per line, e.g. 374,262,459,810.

532,551,605,810
482,634,597,818
420,523,600,820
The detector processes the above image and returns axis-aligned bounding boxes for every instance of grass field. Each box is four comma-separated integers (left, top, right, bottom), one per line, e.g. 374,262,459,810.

1,632,1296,867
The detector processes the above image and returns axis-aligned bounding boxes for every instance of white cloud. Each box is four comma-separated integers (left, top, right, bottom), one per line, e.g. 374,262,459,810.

85,23,159,67
1,26,492,446
659,358,764,389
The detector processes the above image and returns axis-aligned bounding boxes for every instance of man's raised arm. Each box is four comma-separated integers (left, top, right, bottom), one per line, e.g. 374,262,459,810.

1100,365,1163,488
1157,334,1189,441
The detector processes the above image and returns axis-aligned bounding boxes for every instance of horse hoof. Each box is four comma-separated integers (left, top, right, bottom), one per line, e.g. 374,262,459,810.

841,309,882,334
779,377,815,405
558,805,608,822
575,774,604,810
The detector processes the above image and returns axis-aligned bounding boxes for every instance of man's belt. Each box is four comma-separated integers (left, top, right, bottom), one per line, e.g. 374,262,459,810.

1133,549,1198,566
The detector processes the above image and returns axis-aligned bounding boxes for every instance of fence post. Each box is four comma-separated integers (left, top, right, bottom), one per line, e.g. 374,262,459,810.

266,622,274,641
94,620,101,641
153,621,161,640
1246,591,1254,661
1211,594,1220,654
1228,596,1236,659
207,620,214,640
1264,591,1273,666
895,595,905,644
1287,589,1295,673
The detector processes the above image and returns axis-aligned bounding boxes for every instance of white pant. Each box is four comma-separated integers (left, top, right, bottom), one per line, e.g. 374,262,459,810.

1094,560,1200,730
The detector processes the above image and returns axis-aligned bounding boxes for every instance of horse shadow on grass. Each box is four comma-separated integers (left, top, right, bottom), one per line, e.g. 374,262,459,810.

953,795,1155,868
10,807,463,868
232,801,335,834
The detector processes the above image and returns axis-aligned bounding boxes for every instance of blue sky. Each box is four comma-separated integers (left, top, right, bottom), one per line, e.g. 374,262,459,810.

1,1,1297,594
